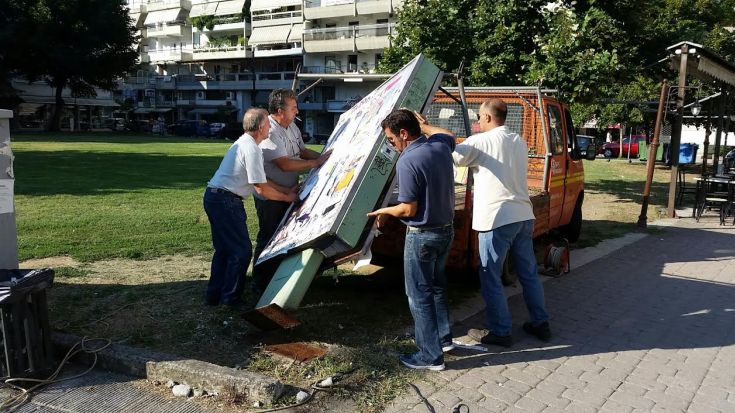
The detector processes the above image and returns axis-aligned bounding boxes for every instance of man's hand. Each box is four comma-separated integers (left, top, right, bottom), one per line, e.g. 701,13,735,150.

316,149,333,167
367,210,389,228
284,192,298,203
413,110,428,125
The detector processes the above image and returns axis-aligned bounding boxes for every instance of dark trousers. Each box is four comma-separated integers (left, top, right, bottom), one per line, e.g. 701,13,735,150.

252,197,291,293
203,189,252,305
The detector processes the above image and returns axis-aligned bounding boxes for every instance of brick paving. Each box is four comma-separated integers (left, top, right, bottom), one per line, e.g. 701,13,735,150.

386,219,735,412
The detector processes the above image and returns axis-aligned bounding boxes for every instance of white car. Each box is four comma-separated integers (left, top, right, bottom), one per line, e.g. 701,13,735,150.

209,122,226,134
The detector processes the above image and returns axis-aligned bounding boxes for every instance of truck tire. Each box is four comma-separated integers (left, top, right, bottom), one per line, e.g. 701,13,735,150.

560,192,583,242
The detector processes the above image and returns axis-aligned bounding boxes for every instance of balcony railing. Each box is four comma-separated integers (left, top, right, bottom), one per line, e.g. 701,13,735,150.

303,23,394,41
145,23,185,37
302,64,377,74
192,44,250,59
305,0,392,7
251,10,302,22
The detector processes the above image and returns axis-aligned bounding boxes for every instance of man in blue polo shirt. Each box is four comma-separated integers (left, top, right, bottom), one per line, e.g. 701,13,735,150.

367,109,456,371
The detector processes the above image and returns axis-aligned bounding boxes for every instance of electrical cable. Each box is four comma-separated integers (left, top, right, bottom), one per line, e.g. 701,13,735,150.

253,368,356,413
0,336,112,411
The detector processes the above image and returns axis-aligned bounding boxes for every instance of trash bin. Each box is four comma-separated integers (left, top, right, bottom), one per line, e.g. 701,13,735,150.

679,143,698,164
0,268,55,379
640,141,665,162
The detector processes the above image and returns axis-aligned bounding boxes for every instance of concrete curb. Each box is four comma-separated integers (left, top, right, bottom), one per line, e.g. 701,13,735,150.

51,332,284,405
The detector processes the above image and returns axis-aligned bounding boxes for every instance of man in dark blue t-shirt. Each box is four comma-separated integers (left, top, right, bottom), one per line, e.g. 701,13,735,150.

367,109,456,371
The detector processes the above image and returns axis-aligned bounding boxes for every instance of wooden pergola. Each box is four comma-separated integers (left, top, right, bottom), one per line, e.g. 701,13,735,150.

665,41,735,218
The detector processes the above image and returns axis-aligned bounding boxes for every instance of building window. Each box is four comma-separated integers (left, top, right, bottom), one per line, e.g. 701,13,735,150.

348,55,358,73
325,56,340,73
376,19,389,36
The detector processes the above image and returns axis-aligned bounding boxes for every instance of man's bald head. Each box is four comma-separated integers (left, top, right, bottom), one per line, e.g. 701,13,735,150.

480,99,507,124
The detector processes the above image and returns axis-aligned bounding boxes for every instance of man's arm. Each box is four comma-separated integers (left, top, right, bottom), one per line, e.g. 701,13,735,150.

367,201,418,221
300,147,321,160
413,111,455,137
272,149,332,173
254,181,298,202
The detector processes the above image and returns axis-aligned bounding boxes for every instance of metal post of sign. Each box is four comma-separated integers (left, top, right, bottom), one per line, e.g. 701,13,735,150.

0,109,18,269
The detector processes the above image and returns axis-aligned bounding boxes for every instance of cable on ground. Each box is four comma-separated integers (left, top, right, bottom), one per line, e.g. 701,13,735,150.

0,336,112,412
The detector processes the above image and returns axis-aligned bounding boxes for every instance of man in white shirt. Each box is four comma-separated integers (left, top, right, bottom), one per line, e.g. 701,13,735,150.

452,99,551,346
203,108,297,307
252,89,330,294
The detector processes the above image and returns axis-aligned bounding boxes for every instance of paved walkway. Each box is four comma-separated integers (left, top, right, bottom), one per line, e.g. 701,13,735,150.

0,368,218,413
386,218,735,413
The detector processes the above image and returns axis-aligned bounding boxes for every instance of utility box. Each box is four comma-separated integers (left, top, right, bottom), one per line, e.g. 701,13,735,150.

0,268,55,379
0,109,18,269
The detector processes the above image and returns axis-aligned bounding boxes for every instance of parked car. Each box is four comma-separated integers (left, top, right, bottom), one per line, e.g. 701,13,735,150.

209,122,226,135
168,120,211,137
214,122,243,140
576,135,597,158
599,135,647,158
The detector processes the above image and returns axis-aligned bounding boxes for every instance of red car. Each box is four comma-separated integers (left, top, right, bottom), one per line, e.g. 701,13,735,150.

599,135,647,158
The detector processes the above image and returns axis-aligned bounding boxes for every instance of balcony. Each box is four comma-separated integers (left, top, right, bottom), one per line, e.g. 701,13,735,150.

144,0,191,12
148,48,193,62
302,64,377,74
304,0,402,19
175,73,256,90
251,10,303,28
192,44,251,60
137,98,177,108
145,23,184,37
253,46,303,58
139,53,151,63
298,102,327,111
303,23,393,53
255,71,296,90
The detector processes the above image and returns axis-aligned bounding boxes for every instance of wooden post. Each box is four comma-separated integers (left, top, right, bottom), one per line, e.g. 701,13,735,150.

0,109,18,269
638,81,668,228
667,44,688,218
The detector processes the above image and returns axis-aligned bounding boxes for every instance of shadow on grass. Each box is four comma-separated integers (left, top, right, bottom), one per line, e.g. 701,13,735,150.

584,179,670,204
49,266,479,364
15,150,222,196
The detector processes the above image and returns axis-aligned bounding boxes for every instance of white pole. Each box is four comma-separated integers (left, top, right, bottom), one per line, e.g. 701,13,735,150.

0,109,18,269
628,127,633,163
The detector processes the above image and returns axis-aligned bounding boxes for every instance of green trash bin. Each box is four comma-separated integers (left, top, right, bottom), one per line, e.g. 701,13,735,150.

639,141,664,162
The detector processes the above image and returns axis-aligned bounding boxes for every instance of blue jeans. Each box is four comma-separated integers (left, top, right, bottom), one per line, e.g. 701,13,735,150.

478,219,548,336
404,225,454,365
203,188,252,305
252,197,291,293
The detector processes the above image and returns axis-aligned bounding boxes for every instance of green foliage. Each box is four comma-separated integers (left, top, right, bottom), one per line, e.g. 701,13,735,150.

2,0,139,131
189,14,216,31
384,0,735,130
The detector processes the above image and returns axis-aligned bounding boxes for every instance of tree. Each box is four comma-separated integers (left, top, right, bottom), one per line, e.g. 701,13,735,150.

5,0,139,130
382,0,735,129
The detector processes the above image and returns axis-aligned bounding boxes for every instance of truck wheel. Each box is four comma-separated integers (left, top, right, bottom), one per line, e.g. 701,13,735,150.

603,149,613,158
560,193,583,242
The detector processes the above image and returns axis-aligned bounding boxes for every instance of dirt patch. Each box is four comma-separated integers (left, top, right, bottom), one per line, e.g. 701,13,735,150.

19,256,81,269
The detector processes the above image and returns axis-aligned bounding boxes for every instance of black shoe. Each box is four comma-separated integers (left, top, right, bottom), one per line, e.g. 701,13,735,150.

467,328,513,348
523,321,552,342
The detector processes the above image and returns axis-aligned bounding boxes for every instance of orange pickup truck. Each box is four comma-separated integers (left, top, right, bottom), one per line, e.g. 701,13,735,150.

370,87,593,275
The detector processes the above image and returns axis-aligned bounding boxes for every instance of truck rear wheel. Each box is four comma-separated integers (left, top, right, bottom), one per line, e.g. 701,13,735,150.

560,192,583,242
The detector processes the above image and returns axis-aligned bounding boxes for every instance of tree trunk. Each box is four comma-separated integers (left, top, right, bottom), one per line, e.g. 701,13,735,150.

48,83,65,131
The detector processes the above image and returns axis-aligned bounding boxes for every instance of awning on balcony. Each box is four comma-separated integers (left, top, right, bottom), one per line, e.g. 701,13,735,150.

251,0,301,12
144,8,183,25
188,107,238,115
288,23,303,43
215,0,246,16
134,107,173,114
248,25,291,45
21,96,120,107
190,1,219,17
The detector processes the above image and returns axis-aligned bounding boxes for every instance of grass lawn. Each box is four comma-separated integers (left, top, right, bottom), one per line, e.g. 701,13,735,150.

10,133,677,411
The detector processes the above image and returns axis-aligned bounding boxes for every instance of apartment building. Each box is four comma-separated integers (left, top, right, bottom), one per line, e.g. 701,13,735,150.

299,0,402,137
123,0,300,125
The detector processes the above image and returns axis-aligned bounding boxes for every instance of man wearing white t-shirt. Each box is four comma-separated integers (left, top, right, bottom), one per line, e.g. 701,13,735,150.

203,108,297,307
417,99,551,347
253,89,330,293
